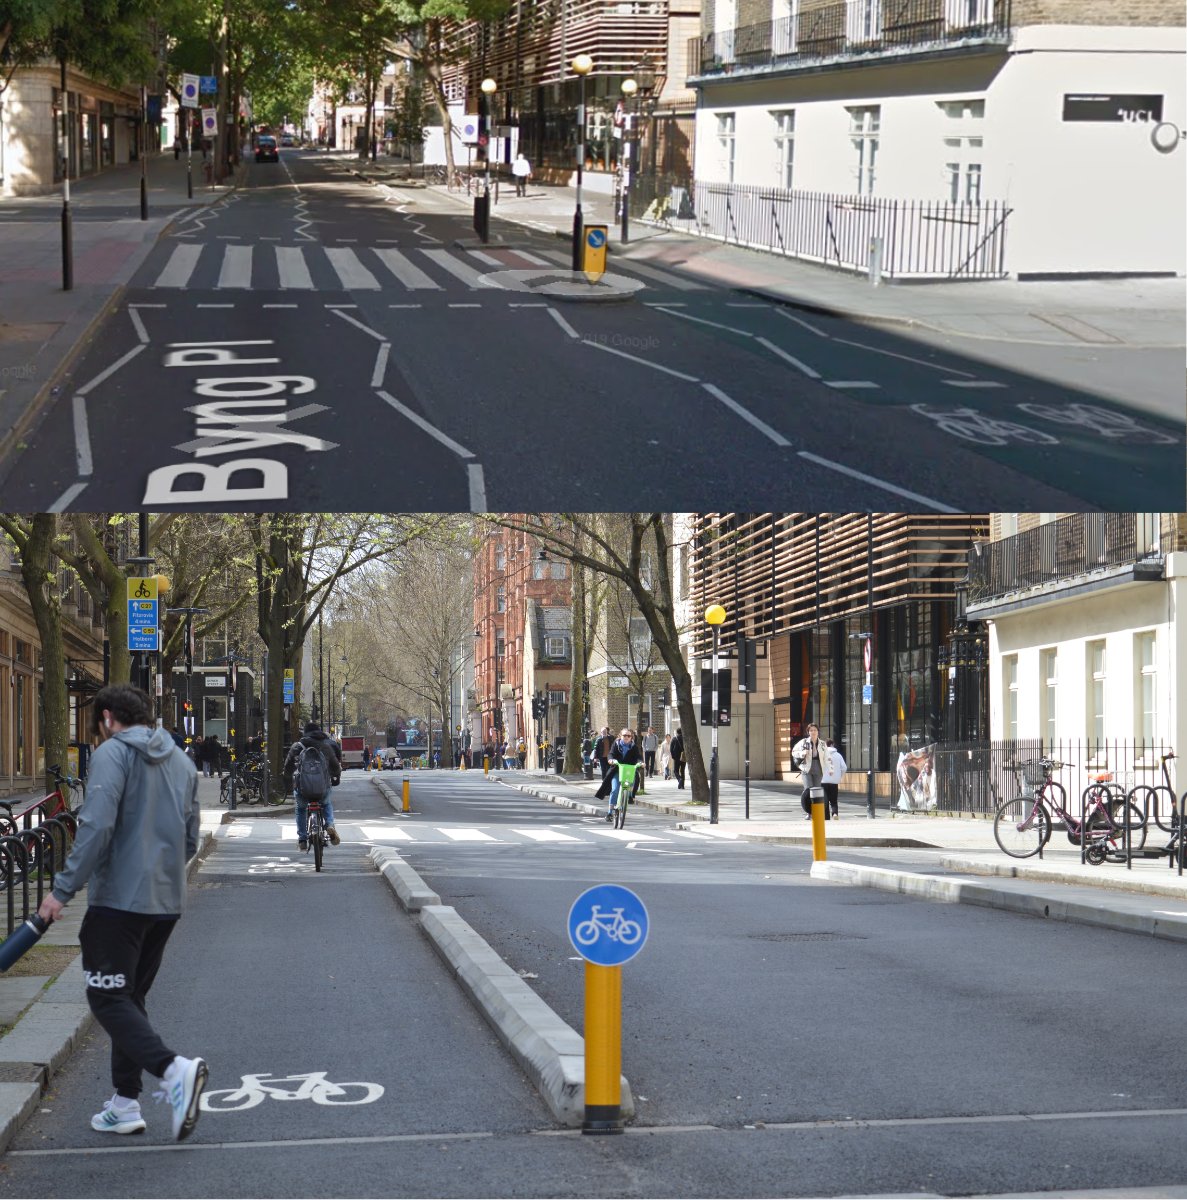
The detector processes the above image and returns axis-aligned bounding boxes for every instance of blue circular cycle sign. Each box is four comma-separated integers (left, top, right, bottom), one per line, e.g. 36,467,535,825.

567,884,648,966
586,228,606,249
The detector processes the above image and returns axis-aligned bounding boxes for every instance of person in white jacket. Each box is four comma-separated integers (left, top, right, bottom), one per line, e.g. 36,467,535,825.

792,723,832,819
657,733,673,780
821,739,847,819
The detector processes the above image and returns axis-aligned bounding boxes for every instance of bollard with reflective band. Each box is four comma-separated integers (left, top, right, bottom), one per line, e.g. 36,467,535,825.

810,785,827,861
583,963,623,1133
402,779,410,813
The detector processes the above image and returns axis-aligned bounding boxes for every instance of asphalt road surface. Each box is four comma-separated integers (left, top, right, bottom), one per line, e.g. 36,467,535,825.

10,771,1181,1197
0,149,1180,512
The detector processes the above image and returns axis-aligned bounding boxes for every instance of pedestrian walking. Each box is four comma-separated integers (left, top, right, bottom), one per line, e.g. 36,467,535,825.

793,723,832,819
363,744,371,772
37,684,208,1142
512,152,531,196
658,733,672,780
199,733,220,778
822,739,847,819
670,728,686,789
173,133,182,160
517,737,527,769
642,727,659,776
591,726,614,781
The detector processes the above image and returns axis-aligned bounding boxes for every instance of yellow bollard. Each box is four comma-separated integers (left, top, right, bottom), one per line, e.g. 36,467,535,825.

402,778,410,813
810,785,827,861
583,962,623,1134
484,755,490,776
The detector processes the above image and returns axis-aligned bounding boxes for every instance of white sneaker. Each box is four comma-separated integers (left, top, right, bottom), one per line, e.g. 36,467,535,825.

159,1055,208,1141
91,1095,146,1135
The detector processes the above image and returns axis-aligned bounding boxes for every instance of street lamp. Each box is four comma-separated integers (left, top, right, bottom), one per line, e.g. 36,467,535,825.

619,78,637,244
705,603,726,824
570,53,593,270
850,630,876,819
634,58,658,211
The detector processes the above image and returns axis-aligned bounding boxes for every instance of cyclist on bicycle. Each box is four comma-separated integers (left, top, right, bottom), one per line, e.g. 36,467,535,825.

597,729,642,822
283,722,342,852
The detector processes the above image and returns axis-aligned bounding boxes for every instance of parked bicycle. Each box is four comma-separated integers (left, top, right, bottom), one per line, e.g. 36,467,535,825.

993,758,1146,863
1127,751,1180,833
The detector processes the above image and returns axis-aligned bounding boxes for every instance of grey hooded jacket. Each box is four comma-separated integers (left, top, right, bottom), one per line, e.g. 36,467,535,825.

52,726,200,915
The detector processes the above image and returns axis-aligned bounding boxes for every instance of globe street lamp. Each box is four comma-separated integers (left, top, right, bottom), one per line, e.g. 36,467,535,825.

480,77,497,189
705,604,726,824
570,53,593,270
619,78,637,244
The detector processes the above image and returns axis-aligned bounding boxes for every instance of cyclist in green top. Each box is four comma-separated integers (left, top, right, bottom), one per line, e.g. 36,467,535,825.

603,729,643,822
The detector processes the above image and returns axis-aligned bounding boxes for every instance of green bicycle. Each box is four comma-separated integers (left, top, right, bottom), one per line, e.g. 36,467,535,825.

612,762,639,830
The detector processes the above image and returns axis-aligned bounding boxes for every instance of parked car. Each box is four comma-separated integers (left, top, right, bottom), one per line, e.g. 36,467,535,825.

255,135,279,162
279,133,294,147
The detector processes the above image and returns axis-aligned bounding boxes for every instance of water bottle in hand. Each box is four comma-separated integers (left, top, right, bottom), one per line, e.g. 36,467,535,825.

0,914,50,973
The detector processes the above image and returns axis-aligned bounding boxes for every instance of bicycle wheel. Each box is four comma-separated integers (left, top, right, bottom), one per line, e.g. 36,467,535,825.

1108,800,1147,851
614,792,627,830
219,775,231,805
993,797,1050,858
312,829,323,872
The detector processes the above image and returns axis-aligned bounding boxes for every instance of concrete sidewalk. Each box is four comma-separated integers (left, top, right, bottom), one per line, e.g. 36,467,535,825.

0,152,244,457
408,171,1186,350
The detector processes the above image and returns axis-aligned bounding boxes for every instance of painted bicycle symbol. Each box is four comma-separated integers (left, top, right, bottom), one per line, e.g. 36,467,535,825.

1015,402,1179,445
910,404,1060,446
573,905,643,947
200,1072,384,1111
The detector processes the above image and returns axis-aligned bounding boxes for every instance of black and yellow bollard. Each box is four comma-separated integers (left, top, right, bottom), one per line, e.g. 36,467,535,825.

484,755,490,776
810,784,827,861
402,778,411,813
582,962,623,1134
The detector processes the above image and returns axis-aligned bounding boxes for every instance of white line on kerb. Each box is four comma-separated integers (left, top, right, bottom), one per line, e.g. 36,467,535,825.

48,481,88,513
72,396,93,475
776,309,830,338
76,344,146,396
701,383,791,448
546,308,579,340
582,340,700,382
375,389,476,461
128,308,150,344
371,343,390,388
653,306,753,337
331,308,386,343
468,463,487,512
832,336,976,378
796,450,961,513
754,337,820,378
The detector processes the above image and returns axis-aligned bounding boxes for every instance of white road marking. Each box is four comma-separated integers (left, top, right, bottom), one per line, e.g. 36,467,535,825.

48,482,88,512
439,828,500,841
653,307,753,336
77,343,146,396
776,309,829,337
374,248,442,290
128,308,150,344
376,389,476,460
512,829,583,842
154,243,202,288
942,379,1008,388
702,383,791,447
262,303,299,308
468,463,487,512
217,245,253,288
421,249,501,289
589,829,669,842
833,335,975,376
515,251,553,266
796,451,961,513
468,250,504,267
547,308,580,339
371,343,390,388
72,396,92,475
359,824,413,841
583,340,700,382
331,308,386,342
825,381,880,389
276,247,315,289
615,259,706,290
755,337,821,378
224,823,253,838
326,248,381,290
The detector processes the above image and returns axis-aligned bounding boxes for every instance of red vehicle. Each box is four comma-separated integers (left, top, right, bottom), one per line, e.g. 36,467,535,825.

339,736,366,769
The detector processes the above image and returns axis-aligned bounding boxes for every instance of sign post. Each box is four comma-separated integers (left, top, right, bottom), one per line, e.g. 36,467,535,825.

568,884,648,1134
582,225,607,283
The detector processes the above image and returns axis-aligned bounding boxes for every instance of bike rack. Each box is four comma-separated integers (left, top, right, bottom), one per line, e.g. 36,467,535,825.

0,835,30,938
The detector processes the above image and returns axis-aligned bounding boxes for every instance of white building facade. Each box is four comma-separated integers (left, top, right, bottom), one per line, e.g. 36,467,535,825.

687,1,1185,277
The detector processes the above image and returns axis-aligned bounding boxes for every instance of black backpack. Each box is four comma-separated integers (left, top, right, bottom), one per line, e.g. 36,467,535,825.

297,744,331,801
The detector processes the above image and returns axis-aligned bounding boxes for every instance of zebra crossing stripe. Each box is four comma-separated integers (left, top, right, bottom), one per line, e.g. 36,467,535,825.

154,244,202,288
325,248,381,290
421,249,501,290
374,248,442,290
276,246,315,289
511,829,582,842
439,828,500,842
359,825,413,841
218,245,253,289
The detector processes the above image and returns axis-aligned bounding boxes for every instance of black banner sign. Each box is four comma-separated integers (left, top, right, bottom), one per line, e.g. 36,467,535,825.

1062,94,1164,123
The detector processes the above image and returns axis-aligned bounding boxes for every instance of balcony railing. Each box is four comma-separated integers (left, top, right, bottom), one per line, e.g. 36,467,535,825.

967,514,1165,605
688,0,1011,78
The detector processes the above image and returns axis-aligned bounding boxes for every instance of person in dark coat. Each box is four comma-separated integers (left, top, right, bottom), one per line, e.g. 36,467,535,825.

669,728,686,790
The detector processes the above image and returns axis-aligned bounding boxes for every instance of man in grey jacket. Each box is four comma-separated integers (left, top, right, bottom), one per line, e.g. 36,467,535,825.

38,684,207,1142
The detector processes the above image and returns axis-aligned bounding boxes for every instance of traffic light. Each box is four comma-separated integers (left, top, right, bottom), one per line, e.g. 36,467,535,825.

736,635,757,693
699,669,732,726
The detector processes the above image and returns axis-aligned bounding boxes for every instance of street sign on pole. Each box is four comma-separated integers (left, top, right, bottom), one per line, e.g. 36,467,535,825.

283,669,295,704
863,637,872,673
127,577,159,652
862,684,873,705
568,884,648,966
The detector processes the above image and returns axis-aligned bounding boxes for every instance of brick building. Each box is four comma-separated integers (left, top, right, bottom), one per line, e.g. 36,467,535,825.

471,524,572,759
682,0,1185,277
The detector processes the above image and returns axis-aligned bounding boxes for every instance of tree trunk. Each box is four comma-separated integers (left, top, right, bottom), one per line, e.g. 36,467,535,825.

424,54,455,181
564,558,586,773
21,516,69,785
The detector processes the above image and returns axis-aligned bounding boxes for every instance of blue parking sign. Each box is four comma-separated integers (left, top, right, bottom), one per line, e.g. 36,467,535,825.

568,884,648,966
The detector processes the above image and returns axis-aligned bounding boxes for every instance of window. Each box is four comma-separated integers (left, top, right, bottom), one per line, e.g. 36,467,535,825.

1086,640,1106,744
939,99,984,203
772,0,798,54
496,586,506,613
533,558,567,579
772,110,795,189
1039,648,1057,750
496,548,505,571
1135,632,1156,745
945,0,994,29
495,634,505,659
846,0,882,44
550,560,567,579
629,617,652,665
545,636,567,658
848,106,879,195
548,688,566,706
715,0,736,60
716,113,736,183
1002,653,1018,743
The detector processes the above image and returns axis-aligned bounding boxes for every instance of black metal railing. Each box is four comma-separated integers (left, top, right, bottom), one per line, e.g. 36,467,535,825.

919,739,1177,820
0,805,78,936
689,0,1011,77
632,178,1010,279
967,513,1165,604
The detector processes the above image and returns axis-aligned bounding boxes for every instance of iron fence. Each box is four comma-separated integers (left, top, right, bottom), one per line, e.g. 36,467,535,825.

632,178,1010,279
919,739,1179,819
0,802,78,936
967,513,1166,604
689,0,1011,77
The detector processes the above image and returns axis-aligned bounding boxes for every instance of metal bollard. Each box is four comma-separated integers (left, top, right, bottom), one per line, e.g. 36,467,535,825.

810,785,827,861
868,235,884,287
402,779,410,813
